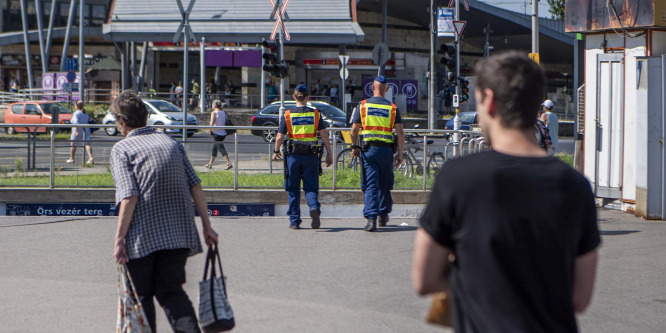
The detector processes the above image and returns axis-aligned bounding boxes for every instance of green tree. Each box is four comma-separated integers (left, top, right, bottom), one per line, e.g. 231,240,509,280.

546,0,565,21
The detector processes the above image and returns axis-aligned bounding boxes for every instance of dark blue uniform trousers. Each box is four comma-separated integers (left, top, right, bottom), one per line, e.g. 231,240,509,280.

361,146,394,219
285,153,321,225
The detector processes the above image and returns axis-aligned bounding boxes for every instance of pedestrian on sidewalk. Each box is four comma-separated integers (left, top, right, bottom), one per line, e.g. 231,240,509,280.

204,100,233,170
412,51,600,332
272,84,333,230
110,90,218,333
349,76,405,232
66,101,94,165
541,99,559,154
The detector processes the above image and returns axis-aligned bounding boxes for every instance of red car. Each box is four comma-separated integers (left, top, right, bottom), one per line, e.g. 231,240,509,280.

3,101,73,134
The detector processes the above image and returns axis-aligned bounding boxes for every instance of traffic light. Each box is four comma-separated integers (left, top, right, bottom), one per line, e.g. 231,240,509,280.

262,41,290,78
439,43,456,71
459,78,470,102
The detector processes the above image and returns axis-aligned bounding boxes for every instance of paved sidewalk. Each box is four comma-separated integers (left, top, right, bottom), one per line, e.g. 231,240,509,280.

0,209,664,332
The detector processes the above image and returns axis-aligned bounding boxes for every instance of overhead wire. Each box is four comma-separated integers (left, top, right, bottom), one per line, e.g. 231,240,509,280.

606,0,645,38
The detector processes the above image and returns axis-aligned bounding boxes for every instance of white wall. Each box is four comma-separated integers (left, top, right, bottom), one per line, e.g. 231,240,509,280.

622,37,648,201
583,35,604,183
652,31,666,55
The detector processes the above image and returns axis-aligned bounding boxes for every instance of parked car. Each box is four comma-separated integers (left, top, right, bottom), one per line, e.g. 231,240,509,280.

103,99,198,137
443,111,477,140
3,101,73,134
250,101,347,142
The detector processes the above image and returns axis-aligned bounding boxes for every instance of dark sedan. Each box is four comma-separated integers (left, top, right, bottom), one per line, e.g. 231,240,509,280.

250,101,347,142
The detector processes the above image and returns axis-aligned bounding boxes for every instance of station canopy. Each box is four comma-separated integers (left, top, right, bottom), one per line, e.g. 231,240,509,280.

103,0,365,44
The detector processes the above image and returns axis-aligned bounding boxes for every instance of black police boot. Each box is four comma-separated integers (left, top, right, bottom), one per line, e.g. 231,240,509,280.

378,214,389,227
310,209,321,229
364,218,377,232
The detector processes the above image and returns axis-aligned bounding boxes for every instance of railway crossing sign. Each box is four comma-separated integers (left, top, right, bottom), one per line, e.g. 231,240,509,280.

269,0,291,41
173,0,197,43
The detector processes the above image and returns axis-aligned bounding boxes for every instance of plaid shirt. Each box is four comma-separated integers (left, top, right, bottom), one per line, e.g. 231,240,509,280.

110,127,203,260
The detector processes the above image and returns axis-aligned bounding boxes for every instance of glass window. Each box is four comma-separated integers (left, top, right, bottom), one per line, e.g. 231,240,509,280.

313,103,345,118
91,4,106,26
41,103,72,115
11,104,24,114
261,105,279,115
460,112,476,124
25,104,41,115
147,100,181,112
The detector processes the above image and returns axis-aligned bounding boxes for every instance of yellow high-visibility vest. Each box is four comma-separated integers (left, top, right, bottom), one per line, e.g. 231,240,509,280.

360,100,396,143
285,107,320,142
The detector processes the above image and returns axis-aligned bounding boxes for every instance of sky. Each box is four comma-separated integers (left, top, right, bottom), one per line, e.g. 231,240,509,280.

478,0,555,18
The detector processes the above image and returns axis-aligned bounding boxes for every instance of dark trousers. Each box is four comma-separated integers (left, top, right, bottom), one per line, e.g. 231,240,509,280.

285,153,320,225
361,146,394,219
211,134,228,157
126,249,200,333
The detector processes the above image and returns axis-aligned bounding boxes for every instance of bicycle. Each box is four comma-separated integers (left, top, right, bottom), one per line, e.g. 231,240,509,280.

335,133,448,178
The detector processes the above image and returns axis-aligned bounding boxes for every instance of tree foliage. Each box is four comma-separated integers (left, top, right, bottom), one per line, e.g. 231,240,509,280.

546,0,565,21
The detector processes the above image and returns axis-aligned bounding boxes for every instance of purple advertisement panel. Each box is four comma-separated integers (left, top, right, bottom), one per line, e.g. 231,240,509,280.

399,80,419,109
41,73,56,100
233,50,261,68
205,50,233,67
362,78,419,110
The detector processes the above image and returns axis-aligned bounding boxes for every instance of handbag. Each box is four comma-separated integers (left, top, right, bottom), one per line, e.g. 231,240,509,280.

116,264,152,333
223,112,236,135
426,292,453,328
198,244,235,333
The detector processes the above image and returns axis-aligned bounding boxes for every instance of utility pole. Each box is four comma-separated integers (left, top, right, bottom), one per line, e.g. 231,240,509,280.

428,0,437,130
483,23,493,58
78,0,85,102
532,0,539,55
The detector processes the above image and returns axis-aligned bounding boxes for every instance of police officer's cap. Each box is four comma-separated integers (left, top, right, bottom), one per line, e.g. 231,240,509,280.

295,84,308,93
374,75,387,84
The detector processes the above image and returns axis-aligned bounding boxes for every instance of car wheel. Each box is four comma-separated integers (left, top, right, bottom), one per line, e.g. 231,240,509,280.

154,122,165,133
105,122,118,136
262,124,277,142
6,127,15,135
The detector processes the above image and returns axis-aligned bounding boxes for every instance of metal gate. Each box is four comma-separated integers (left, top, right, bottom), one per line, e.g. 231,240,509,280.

595,54,624,198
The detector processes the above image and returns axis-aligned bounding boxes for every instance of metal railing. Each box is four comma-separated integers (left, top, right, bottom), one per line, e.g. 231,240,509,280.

0,123,487,191
0,89,334,111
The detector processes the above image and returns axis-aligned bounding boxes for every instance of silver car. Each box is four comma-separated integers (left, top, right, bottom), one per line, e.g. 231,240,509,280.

103,99,198,137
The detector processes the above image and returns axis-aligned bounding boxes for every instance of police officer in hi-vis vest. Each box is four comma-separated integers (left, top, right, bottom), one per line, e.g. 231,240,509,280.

273,85,333,229
350,76,405,232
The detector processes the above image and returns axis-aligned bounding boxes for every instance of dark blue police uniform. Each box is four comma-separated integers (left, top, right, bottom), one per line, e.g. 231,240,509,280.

278,107,326,227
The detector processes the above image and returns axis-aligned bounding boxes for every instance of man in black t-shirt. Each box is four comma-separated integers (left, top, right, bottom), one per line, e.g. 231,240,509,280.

412,52,600,333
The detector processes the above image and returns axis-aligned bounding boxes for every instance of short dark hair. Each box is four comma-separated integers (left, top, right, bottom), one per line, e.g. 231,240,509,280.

76,101,85,110
110,90,148,128
474,51,545,130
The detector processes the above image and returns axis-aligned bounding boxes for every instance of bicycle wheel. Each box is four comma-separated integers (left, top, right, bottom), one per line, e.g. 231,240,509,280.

426,152,447,177
395,153,414,178
336,148,360,171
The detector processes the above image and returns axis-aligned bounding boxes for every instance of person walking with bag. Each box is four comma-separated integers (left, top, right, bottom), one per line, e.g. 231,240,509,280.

204,100,233,170
272,85,333,229
110,90,218,333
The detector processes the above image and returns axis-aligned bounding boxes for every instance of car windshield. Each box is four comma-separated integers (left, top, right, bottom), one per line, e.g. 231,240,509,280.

313,103,346,118
148,100,181,112
41,103,72,114
460,113,476,124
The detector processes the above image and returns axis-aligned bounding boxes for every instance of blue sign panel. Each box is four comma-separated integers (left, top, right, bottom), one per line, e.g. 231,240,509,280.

201,204,275,217
63,58,78,71
6,203,118,216
5,203,275,217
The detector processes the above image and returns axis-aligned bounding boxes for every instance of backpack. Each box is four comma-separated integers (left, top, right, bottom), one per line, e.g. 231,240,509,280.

223,111,236,135
535,120,551,151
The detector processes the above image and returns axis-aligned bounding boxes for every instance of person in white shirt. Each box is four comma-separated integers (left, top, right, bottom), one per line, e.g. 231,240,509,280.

541,99,559,154
204,100,233,170
67,101,94,165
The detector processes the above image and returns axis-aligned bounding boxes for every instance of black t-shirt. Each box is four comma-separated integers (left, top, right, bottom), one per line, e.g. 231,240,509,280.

420,150,600,333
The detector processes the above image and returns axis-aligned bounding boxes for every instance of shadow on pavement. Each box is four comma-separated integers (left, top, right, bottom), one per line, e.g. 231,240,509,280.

600,230,640,236
317,225,418,233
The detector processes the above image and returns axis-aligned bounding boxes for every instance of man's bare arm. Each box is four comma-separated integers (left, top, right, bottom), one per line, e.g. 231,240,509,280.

350,123,361,156
573,249,598,313
272,132,286,160
412,228,452,296
114,196,138,264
